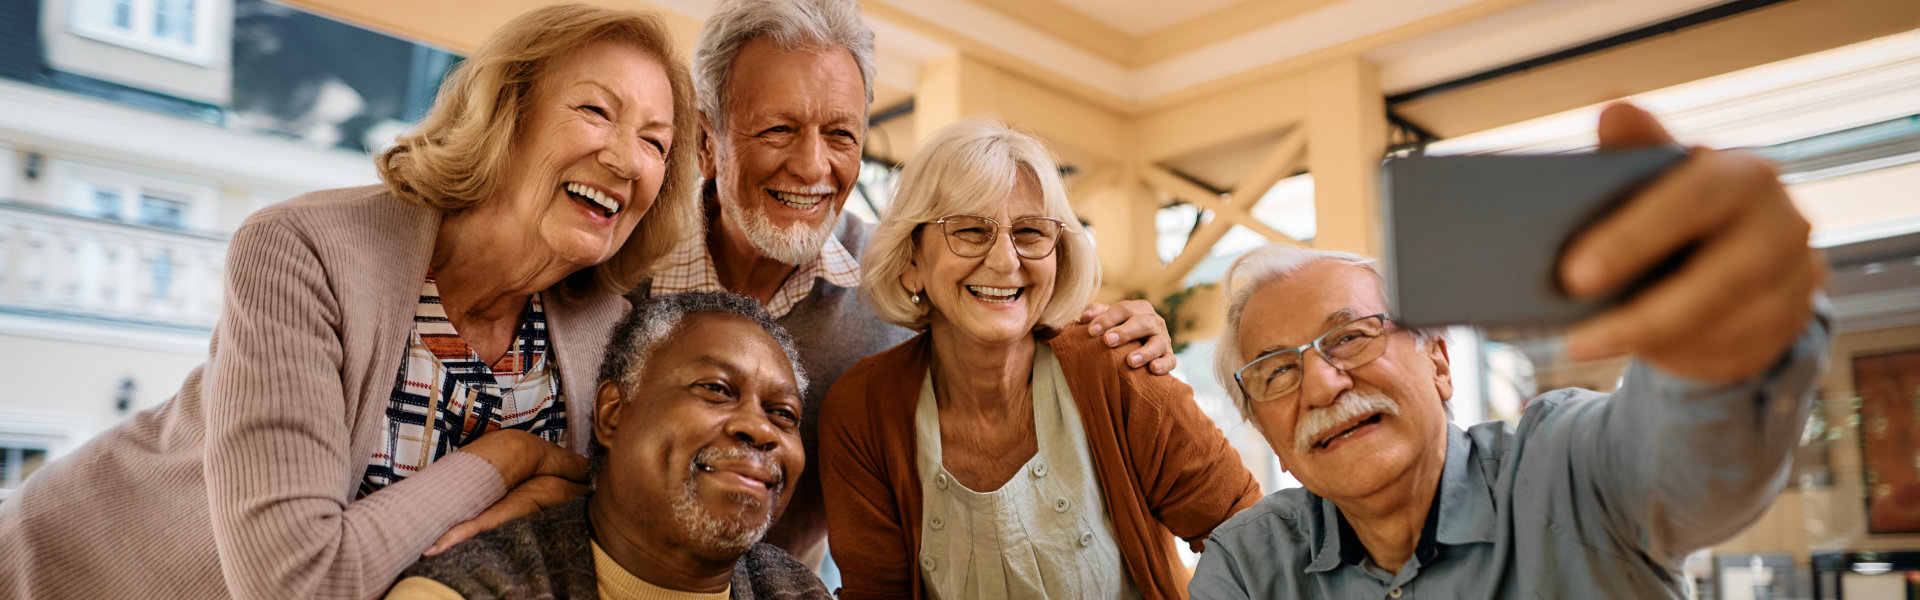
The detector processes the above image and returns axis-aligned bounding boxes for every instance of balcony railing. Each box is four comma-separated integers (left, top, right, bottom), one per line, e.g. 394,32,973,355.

0,201,226,330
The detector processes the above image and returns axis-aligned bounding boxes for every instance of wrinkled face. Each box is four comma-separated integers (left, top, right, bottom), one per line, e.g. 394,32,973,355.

483,41,676,270
903,174,1058,346
593,313,805,560
1234,262,1452,503
700,38,866,265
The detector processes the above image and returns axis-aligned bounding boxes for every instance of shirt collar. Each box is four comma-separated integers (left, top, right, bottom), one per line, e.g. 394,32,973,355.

591,539,730,600
1303,422,1497,573
1436,422,1499,546
649,186,863,317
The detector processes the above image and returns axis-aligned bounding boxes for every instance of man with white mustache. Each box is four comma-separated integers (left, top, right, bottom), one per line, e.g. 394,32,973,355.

388,291,829,599
1190,105,1830,598
644,0,1180,565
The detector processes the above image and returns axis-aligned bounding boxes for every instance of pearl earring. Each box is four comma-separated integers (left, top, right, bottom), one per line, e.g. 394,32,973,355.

911,291,922,304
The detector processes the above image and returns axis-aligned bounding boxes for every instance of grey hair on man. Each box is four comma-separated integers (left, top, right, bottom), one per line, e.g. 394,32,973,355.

591,291,810,480
693,0,877,128
1212,244,1442,427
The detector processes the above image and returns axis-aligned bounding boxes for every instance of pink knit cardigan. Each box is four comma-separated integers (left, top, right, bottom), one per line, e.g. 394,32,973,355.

0,185,627,599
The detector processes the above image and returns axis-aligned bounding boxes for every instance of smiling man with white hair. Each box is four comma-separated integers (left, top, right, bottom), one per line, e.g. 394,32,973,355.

1189,105,1831,599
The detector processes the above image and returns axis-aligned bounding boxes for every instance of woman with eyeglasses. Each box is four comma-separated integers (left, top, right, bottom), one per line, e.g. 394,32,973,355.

818,117,1261,600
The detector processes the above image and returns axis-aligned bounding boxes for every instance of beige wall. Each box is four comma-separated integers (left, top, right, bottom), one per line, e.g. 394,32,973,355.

0,325,206,452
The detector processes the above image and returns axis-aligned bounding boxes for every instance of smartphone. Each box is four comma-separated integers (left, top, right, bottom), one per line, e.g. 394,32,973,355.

1380,146,1688,329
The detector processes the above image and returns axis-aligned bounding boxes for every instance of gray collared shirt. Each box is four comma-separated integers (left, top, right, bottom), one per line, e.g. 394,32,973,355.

1190,315,1829,599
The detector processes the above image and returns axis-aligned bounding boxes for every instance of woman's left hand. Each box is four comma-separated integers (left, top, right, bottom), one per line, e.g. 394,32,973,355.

424,475,586,556
1080,300,1177,375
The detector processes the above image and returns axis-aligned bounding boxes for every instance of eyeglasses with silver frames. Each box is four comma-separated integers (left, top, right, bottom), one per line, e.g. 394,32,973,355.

1232,313,1394,403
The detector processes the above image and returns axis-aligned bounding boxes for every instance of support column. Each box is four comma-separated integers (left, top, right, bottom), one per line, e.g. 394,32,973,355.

913,52,998,146
1305,55,1387,257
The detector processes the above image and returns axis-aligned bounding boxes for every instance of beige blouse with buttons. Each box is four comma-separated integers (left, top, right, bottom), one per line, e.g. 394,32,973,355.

913,345,1142,600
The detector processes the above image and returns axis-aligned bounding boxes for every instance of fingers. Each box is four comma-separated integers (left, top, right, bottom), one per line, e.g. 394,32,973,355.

1148,355,1178,376
1081,301,1132,337
1638,261,1814,382
426,520,485,557
1567,177,1803,354
426,476,586,556
1569,237,1819,383
536,445,591,483
1089,300,1165,343
1595,102,1677,150
1078,302,1110,325
464,429,587,485
1561,149,1780,298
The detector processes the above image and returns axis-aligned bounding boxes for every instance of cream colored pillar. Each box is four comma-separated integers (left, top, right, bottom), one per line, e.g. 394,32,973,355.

1304,56,1387,257
913,52,999,146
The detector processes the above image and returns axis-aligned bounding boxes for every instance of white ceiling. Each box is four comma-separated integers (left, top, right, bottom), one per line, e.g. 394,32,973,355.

1051,0,1244,36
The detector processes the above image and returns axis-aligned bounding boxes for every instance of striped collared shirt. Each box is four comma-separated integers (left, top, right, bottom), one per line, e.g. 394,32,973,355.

649,225,862,318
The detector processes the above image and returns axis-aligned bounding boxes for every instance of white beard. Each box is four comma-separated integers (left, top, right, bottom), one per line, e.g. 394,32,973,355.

720,189,839,266
670,449,781,557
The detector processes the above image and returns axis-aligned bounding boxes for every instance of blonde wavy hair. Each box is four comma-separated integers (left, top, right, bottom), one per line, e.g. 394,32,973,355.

862,117,1099,331
376,4,700,295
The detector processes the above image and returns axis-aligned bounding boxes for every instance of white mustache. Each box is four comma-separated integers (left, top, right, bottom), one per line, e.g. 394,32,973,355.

1294,389,1401,454
691,445,784,499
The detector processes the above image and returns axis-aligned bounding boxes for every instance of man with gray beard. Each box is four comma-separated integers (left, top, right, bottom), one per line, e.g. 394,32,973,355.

387,292,829,599
1189,105,1830,599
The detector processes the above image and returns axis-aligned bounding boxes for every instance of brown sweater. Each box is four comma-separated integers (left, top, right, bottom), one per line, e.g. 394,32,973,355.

0,186,627,599
818,326,1262,600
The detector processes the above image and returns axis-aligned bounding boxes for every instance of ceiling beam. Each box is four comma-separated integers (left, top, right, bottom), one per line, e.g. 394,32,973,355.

1394,0,1920,139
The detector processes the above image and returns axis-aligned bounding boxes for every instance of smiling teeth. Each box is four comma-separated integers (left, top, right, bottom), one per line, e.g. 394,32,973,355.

566,182,620,217
967,285,1021,303
771,190,825,209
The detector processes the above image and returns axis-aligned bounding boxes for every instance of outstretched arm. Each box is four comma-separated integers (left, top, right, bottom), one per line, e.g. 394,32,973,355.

1539,103,1830,566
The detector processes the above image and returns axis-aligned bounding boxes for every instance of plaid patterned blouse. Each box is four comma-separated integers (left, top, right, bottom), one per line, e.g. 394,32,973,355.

649,223,861,318
359,277,564,496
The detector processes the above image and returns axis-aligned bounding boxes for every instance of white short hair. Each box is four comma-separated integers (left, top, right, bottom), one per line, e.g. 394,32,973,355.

861,117,1098,331
1213,243,1437,424
693,0,876,128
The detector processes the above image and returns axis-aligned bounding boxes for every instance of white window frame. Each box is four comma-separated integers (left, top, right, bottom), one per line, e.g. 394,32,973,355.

0,441,51,500
53,159,218,232
68,0,217,66
0,143,16,202
0,413,91,501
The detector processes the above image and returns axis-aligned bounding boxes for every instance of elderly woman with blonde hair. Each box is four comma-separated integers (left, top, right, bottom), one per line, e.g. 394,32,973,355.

819,118,1261,600
0,5,699,598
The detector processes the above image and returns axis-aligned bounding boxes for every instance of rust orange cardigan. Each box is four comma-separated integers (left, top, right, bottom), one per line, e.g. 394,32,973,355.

819,324,1263,600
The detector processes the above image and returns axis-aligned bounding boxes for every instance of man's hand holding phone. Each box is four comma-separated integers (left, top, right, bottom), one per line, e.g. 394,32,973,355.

1558,103,1825,384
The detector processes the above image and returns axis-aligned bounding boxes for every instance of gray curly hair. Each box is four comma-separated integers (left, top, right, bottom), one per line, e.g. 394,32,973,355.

590,291,808,482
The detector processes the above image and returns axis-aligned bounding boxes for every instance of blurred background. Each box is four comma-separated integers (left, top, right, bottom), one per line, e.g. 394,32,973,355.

0,0,1915,597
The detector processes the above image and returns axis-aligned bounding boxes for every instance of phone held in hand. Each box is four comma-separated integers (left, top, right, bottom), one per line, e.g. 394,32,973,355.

1381,146,1688,330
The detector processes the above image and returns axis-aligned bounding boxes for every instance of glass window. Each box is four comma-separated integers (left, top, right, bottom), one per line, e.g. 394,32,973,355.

0,444,49,492
1155,201,1204,264
137,194,187,229
153,0,195,45
69,0,211,63
90,186,124,221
